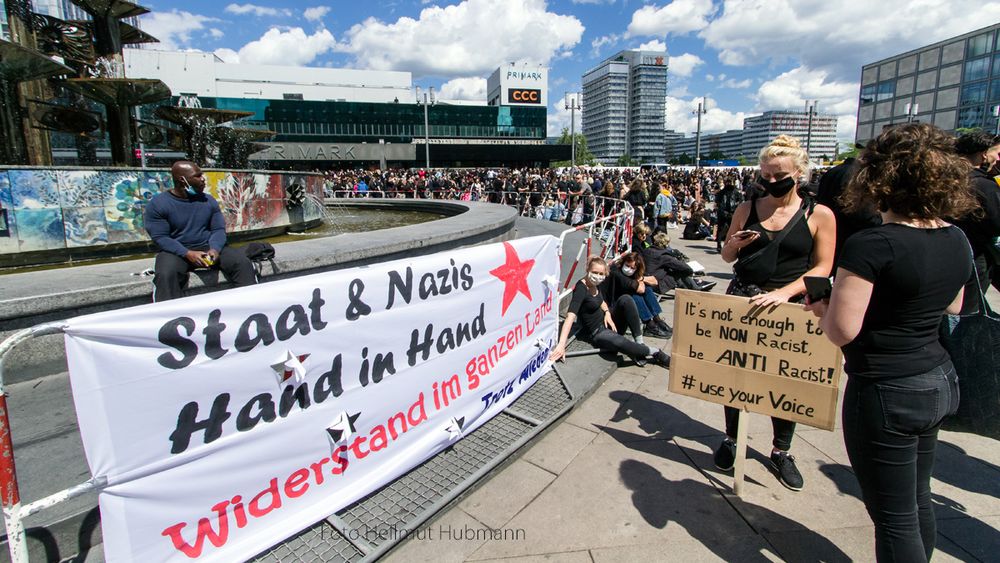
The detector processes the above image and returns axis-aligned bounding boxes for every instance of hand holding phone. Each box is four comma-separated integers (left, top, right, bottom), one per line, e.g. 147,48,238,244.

804,276,832,302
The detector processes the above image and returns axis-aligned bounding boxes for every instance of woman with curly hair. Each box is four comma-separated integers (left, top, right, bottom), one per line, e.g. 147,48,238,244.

805,123,976,562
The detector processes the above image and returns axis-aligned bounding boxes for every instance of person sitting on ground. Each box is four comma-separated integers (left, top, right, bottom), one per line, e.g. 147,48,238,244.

632,222,653,252
549,256,670,368
144,161,258,302
682,201,714,240
643,232,716,292
602,252,673,338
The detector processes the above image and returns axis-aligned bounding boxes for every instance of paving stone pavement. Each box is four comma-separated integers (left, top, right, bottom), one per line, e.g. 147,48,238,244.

385,233,1000,563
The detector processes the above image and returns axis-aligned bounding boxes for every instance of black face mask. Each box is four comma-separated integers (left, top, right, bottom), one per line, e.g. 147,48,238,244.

757,175,796,198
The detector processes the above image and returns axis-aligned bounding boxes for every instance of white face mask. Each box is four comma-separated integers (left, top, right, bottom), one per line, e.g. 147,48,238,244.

588,273,606,285
622,266,636,276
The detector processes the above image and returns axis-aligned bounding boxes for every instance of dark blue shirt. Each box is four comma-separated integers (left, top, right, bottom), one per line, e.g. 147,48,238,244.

144,191,227,257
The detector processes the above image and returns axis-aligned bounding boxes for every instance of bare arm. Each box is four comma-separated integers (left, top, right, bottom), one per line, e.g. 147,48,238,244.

946,288,964,315
721,201,756,263
550,312,577,362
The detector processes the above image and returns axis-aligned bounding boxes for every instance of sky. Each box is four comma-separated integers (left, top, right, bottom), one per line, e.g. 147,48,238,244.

139,0,1000,146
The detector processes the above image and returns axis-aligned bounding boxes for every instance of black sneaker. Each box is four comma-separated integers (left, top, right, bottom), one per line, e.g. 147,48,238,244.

652,350,670,368
698,280,718,292
643,323,669,338
714,438,736,471
770,450,804,491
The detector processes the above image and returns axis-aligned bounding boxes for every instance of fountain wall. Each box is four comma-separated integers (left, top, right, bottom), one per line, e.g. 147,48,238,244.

0,167,325,266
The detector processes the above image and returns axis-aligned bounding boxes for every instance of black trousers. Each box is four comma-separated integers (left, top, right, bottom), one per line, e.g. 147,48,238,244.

843,362,959,563
724,407,796,451
584,295,652,360
153,246,257,302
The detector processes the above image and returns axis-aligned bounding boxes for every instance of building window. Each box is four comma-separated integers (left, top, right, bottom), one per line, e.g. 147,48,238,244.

958,106,985,129
966,57,990,82
876,80,894,102
283,93,304,101
968,32,993,58
861,84,877,105
991,78,1000,103
961,82,988,106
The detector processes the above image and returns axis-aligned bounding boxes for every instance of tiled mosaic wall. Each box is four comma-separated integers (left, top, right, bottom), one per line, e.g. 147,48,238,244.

0,169,325,255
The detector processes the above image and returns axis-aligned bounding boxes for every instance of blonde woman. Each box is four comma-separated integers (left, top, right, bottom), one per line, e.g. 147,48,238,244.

715,135,836,491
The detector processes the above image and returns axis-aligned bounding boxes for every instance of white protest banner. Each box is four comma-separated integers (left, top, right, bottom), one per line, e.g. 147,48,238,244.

63,236,560,562
669,290,843,430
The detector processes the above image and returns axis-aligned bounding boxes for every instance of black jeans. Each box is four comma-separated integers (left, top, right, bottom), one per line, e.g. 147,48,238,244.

843,362,960,562
584,295,651,360
723,407,796,451
153,246,258,302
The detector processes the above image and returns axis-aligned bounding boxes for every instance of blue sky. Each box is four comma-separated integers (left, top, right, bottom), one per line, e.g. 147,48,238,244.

140,1,1000,144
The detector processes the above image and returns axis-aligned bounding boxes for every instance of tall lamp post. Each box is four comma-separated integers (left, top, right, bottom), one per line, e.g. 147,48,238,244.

692,97,707,168
415,86,436,169
804,100,818,158
565,92,581,167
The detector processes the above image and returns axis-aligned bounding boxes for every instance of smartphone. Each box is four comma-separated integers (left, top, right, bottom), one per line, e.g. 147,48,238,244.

733,230,757,239
804,276,832,302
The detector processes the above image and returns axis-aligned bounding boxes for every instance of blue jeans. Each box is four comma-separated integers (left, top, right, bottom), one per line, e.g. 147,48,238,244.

843,361,960,562
630,290,662,322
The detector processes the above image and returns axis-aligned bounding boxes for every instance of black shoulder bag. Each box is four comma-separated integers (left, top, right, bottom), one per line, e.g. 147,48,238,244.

728,202,807,295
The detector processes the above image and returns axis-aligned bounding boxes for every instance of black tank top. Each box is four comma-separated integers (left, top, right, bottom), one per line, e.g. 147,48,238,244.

737,198,814,290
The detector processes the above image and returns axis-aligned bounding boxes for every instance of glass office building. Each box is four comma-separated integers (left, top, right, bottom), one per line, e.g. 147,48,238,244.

856,23,1000,143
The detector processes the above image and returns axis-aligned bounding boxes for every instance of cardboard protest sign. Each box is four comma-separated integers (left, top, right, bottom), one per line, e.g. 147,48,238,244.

669,290,843,430
63,236,560,562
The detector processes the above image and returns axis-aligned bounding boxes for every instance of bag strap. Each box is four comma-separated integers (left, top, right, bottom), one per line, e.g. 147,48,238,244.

957,227,994,316
770,203,808,248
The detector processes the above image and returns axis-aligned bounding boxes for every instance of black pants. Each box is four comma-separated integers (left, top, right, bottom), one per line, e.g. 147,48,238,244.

842,362,959,563
585,295,651,360
153,246,257,302
716,219,731,249
724,407,796,451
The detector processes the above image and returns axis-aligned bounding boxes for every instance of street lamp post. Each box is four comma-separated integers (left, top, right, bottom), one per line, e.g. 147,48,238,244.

804,100,818,156
415,86,436,169
565,92,581,167
692,98,707,168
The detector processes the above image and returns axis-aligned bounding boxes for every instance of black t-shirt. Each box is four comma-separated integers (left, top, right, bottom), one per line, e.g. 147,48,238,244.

568,280,605,338
838,224,972,379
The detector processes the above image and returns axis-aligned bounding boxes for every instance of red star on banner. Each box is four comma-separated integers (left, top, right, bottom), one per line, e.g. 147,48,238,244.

489,242,535,316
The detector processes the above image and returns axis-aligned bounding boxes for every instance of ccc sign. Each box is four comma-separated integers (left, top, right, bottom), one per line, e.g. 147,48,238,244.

508,88,542,104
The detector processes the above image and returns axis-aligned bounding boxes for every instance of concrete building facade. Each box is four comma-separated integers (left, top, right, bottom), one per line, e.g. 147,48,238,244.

742,111,838,162
856,23,1000,143
582,49,667,164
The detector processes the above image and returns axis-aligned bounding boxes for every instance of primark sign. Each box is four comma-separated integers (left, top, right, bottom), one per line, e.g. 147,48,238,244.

250,143,417,162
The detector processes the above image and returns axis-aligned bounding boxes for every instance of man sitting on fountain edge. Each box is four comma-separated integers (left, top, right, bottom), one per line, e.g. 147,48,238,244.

144,161,258,301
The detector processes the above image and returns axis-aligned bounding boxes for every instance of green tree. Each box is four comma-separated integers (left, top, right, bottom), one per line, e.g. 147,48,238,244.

674,153,692,165
553,127,596,166
617,154,636,166
836,145,859,161
707,150,726,160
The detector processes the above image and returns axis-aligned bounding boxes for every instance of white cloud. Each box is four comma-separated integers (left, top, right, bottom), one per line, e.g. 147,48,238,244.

637,39,667,52
209,28,225,39
665,96,748,135
304,6,331,22
700,0,1000,81
235,27,337,66
224,3,292,17
547,96,582,137
438,77,487,100
754,65,859,142
213,48,240,63
591,33,621,56
140,10,218,50
721,77,752,89
668,52,703,78
335,0,584,77
626,0,714,37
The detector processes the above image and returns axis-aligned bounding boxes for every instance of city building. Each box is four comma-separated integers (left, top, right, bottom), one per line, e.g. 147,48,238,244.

115,49,567,168
671,130,743,162
582,49,668,165
742,111,838,162
1,3,8,40
856,23,1000,143
663,129,684,161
